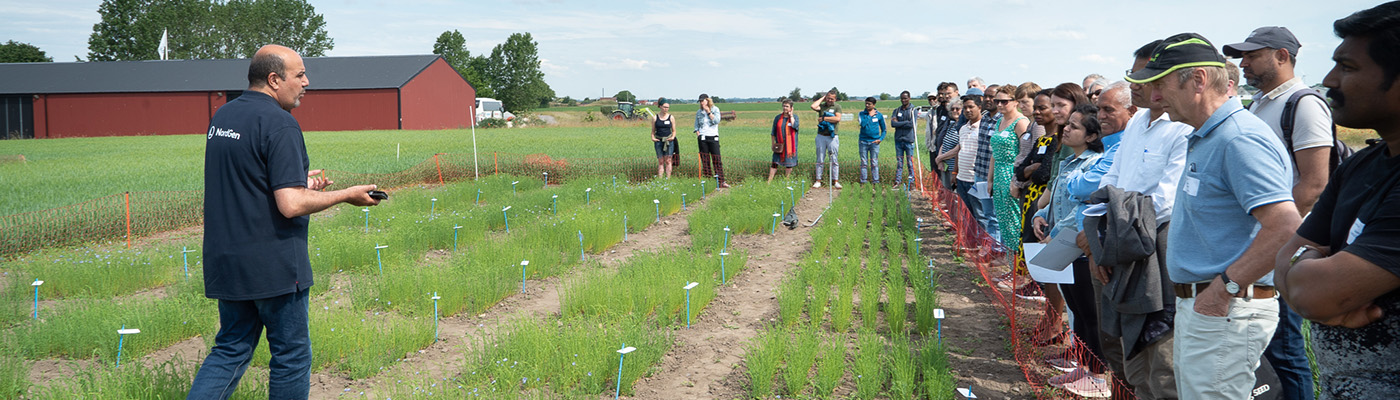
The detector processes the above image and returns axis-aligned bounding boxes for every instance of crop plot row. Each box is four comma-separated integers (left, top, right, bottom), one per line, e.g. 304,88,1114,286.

0,174,719,398
744,185,956,399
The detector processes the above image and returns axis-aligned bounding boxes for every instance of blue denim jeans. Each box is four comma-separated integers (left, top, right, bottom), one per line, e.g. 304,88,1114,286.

893,141,915,186
956,180,982,223
814,134,839,182
858,140,880,183
1265,300,1315,400
974,178,1000,242
188,289,311,400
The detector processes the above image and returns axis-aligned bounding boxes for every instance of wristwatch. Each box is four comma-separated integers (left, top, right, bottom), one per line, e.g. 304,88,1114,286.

1220,271,1242,296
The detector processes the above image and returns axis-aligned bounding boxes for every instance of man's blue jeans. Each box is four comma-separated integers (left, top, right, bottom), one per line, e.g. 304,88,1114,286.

956,180,982,225
1265,301,1315,400
858,140,880,183
188,289,311,400
893,141,915,186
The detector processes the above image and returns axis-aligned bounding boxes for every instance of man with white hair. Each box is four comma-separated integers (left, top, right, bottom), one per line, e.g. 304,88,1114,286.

1127,32,1300,399
1066,81,1134,201
967,76,986,91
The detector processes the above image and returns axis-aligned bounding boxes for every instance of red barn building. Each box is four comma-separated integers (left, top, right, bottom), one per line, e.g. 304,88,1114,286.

0,55,475,139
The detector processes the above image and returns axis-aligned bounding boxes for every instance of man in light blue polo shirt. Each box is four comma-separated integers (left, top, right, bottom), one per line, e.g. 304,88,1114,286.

1127,32,1302,399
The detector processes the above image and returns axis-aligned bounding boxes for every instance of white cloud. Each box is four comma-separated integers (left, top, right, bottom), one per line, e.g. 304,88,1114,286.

1079,54,1119,65
707,61,721,67
584,58,667,70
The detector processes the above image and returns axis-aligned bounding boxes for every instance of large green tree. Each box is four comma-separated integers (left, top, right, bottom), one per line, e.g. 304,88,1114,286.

484,33,553,112
432,30,492,98
0,41,53,63
87,0,332,61
614,90,635,103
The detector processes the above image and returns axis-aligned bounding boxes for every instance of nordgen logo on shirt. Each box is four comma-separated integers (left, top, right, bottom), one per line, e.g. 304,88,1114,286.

208,126,242,140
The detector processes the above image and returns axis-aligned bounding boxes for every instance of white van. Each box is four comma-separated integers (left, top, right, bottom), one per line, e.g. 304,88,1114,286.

475,98,504,122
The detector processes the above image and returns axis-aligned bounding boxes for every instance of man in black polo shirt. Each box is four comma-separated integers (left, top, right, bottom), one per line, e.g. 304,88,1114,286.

189,44,380,399
1274,2,1400,398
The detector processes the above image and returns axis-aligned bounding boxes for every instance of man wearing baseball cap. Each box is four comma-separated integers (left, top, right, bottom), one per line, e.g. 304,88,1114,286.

1126,33,1302,399
1225,25,1329,400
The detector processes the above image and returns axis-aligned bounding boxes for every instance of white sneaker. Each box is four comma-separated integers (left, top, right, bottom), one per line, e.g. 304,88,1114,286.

833,181,843,189
1061,374,1111,398
812,181,822,188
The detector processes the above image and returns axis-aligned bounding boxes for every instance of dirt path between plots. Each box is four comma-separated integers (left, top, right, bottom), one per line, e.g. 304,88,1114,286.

303,188,716,398
628,186,832,400
911,194,1035,400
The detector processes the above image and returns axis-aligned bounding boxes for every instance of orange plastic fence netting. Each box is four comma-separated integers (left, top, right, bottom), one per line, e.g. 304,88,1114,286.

915,169,1139,399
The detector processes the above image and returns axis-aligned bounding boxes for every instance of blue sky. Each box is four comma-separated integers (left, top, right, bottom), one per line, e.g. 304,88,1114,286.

1,0,1376,100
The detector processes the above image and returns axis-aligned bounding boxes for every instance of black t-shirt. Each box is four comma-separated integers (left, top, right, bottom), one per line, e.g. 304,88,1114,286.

203,91,312,301
1295,140,1400,397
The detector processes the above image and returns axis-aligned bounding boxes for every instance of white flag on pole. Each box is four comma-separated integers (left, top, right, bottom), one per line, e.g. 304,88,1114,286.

158,29,168,60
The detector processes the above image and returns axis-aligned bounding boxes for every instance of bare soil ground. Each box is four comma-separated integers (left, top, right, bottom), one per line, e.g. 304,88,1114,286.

911,194,1035,400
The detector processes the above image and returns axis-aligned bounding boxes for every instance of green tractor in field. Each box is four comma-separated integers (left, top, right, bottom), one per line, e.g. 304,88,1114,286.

611,102,655,121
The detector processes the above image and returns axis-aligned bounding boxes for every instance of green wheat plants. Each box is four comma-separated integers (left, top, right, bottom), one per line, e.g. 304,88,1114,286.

458,315,670,396
859,264,882,331
830,273,855,333
854,328,886,399
886,259,908,337
744,328,785,399
913,261,940,336
247,305,434,378
805,267,832,326
0,354,29,398
8,277,215,361
920,338,955,400
812,333,846,396
783,326,819,397
776,273,806,327
888,336,917,399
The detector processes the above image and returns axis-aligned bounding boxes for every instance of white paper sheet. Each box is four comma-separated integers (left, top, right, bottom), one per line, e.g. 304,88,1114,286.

970,181,991,199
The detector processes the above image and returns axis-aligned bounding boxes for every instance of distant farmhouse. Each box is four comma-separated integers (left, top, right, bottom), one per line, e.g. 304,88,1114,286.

0,55,476,139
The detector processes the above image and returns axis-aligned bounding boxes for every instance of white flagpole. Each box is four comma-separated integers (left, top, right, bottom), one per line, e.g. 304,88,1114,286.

471,104,479,180
158,29,168,60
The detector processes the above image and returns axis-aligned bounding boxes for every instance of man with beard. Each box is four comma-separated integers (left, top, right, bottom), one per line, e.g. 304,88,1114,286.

1275,2,1400,398
1226,25,1334,400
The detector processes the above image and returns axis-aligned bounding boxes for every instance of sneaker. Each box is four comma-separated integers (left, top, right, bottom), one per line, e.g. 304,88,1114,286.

1061,374,1111,398
812,181,822,188
1047,367,1089,385
1014,285,1046,301
1045,357,1079,373
833,181,843,189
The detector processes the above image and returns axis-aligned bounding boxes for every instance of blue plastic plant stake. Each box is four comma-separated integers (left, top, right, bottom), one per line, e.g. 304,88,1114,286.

115,326,140,367
623,214,628,241
722,226,730,252
788,186,795,207
453,225,462,251
512,181,518,195
934,308,946,345
432,292,441,341
375,245,388,275
684,282,699,328
476,189,481,205
780,200,785,217
701,180,706,194
771,212,780,234
181,247,196,279
502,206,512,233
653,199,660,222
578,230,585,261
615,344,636,399
719,252,729,285
430,198,437,218
363,207,370,232
31,280,42,319
543,172,549,188
612,175,616,187
552,195,558,215
520,260,529,292
681,193,687,210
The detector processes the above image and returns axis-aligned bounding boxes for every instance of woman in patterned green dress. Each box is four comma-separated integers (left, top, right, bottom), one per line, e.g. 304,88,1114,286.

987,85,1030,255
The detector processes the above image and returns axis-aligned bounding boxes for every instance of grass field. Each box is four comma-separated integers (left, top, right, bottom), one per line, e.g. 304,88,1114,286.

1,114,933,215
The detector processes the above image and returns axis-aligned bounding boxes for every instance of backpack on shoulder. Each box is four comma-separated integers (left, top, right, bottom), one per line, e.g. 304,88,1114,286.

1280,88,1354,172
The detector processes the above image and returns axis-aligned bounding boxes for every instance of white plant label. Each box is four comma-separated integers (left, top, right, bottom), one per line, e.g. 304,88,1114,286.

617,347,636,354
117,329,141,335
934,309,945,319
32,280,44,286
684,282,699,290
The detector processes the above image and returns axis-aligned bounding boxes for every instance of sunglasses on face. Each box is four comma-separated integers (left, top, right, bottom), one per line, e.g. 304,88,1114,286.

994,99,1012,105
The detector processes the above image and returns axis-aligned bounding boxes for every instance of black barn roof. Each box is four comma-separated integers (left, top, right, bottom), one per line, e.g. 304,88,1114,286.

0,55,445,95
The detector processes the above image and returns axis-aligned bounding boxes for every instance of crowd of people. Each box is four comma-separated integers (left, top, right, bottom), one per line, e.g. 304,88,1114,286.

642,3,1399,399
